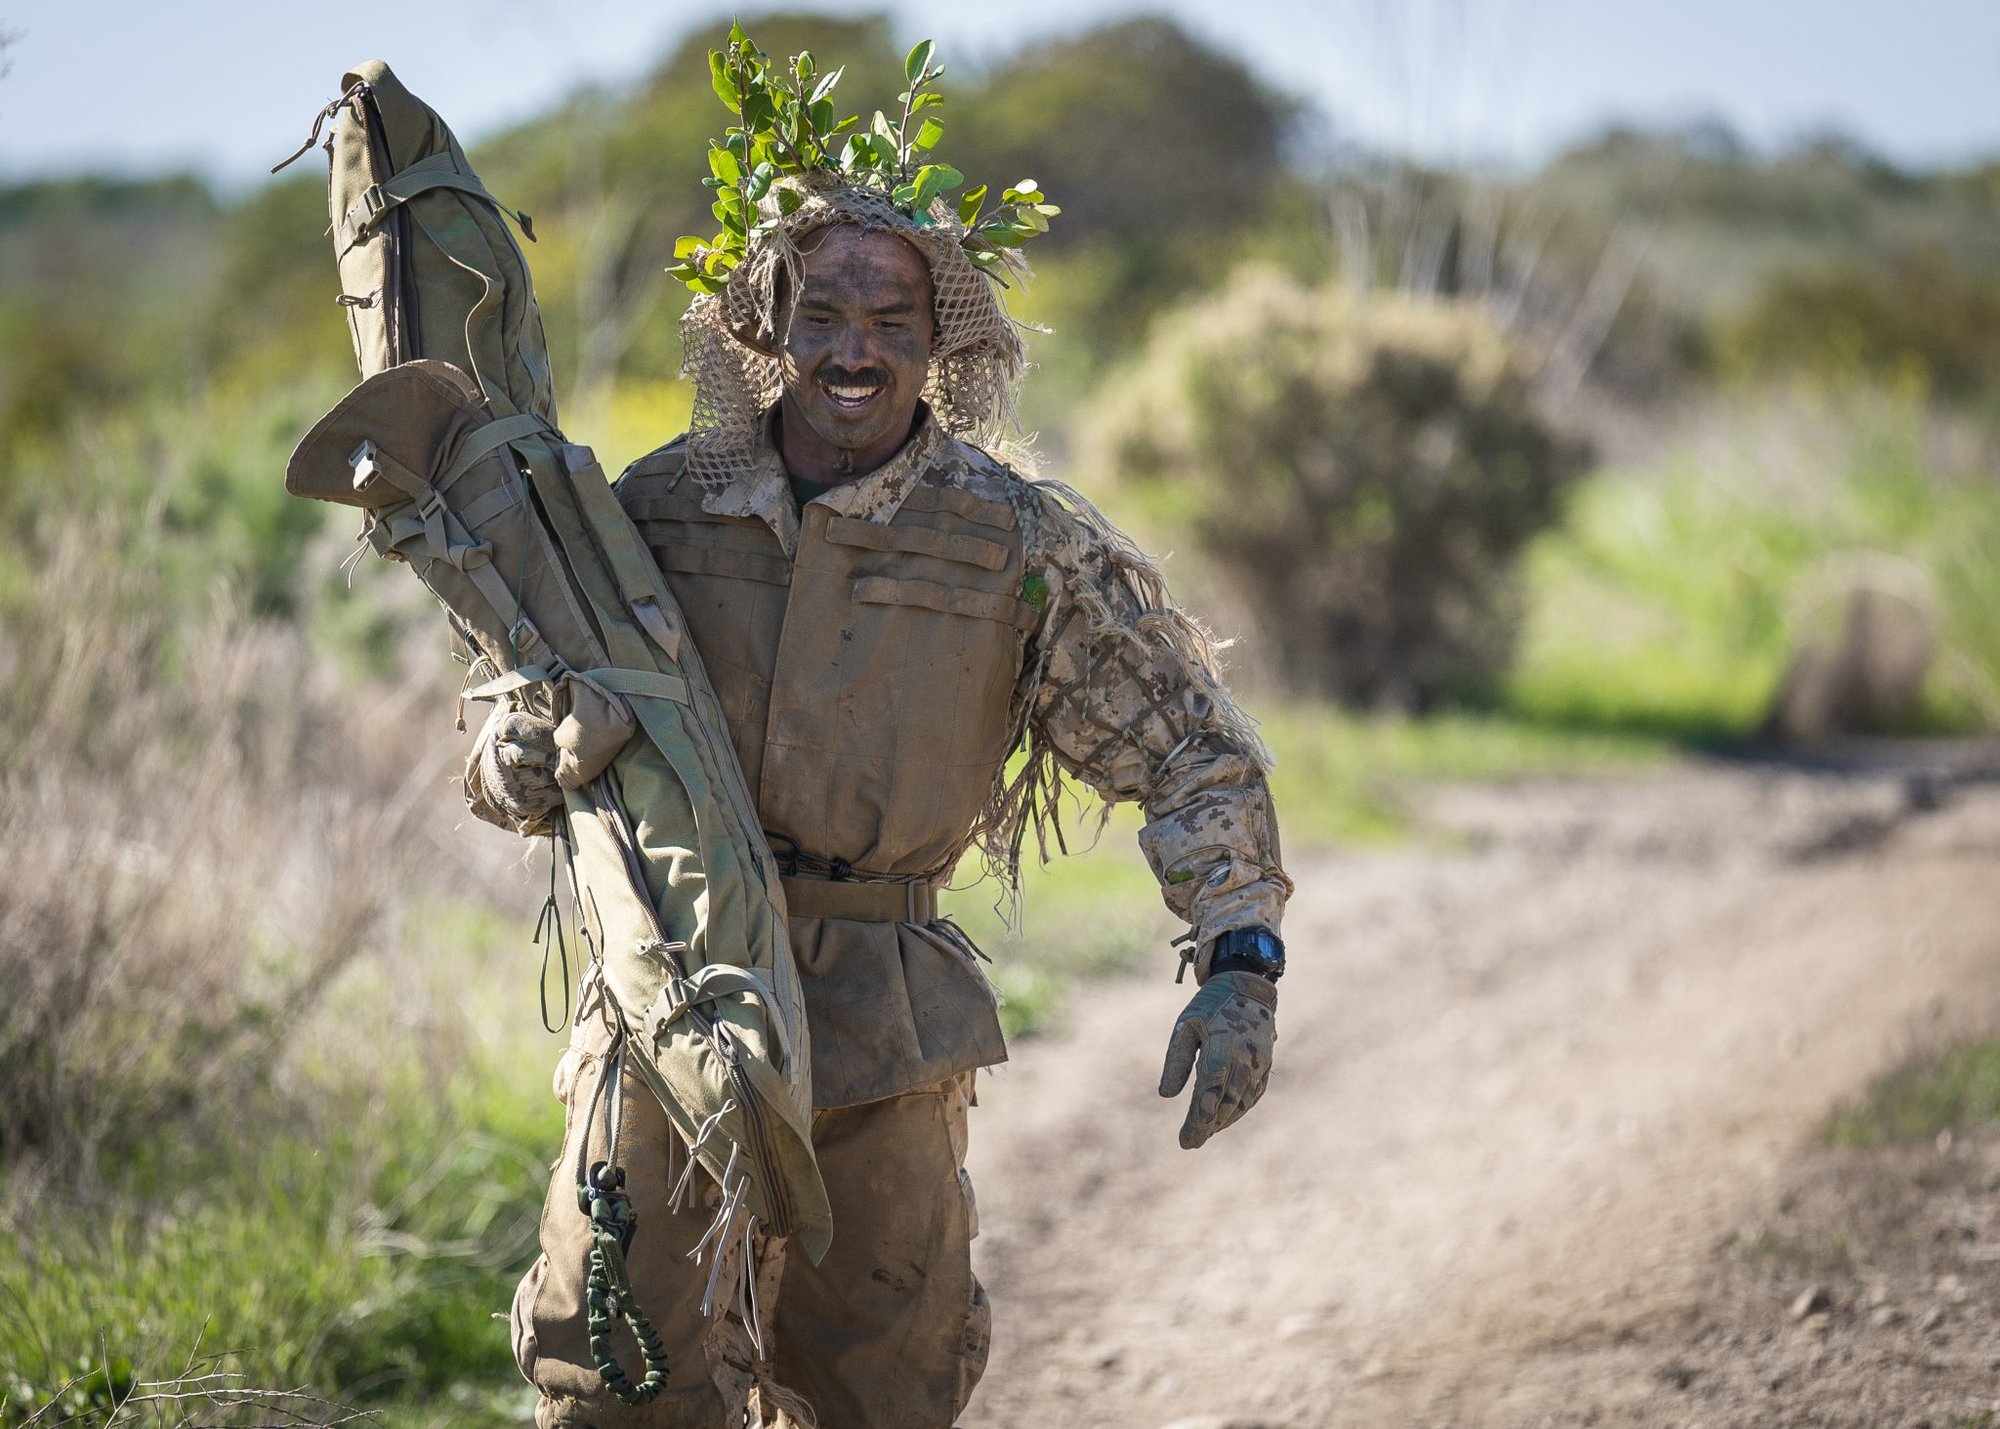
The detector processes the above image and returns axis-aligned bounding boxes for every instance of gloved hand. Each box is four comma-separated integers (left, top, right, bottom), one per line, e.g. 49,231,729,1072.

1157,970,1277,1149
465,703,563,836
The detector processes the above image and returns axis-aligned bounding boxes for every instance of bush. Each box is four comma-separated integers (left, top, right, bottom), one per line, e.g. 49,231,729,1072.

1718,246,2000,403
1085,269,1591,708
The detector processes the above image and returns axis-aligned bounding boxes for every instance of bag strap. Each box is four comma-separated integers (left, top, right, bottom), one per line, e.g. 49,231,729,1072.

354,434,562,677
646,966,794,1076
336,151,537,253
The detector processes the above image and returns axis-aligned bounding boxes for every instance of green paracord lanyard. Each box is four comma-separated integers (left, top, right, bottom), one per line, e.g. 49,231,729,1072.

577,1036,670,1404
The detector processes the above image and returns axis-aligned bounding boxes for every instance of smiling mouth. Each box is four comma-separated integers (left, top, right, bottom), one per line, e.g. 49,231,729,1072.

819,378,885,411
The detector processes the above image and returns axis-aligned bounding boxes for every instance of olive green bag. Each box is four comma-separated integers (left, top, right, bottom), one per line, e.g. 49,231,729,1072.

280,62,832,1385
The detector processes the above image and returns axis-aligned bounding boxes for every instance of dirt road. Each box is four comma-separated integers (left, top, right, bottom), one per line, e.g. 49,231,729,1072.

961,754,2000,1427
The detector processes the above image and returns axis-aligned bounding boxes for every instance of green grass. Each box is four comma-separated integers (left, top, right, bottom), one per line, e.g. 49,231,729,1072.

1260,705,1667,845
0,1084,554,1426
0,899,562,1428
1828,1038,2000,1148
1508,389,2000,741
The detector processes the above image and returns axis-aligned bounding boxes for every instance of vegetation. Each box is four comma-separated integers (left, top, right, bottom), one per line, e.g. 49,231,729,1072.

8,5,2000,1420
668,26,1058,292
1829,1039,2000,1148
1089,272,1591,707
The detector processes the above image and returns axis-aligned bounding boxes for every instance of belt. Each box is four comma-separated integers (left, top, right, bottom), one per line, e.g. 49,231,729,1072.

779,874,937,924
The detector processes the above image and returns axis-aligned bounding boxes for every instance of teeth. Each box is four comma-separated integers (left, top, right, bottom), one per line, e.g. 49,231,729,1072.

824,383,880,401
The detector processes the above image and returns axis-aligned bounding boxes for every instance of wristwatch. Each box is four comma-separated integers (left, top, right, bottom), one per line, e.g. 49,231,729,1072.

1207,926,1286,981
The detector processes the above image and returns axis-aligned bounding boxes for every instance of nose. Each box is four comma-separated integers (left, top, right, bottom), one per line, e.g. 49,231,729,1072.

833,321,873,368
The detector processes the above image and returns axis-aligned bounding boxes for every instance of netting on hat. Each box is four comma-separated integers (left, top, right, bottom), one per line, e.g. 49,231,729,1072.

680,177,1031,492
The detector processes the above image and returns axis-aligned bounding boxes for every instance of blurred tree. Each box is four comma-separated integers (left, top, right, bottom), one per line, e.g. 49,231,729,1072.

1719,245,2000,403
0,176,221,446
951,17,1299,392
1087,270,1590,708
952,17,1291,251
198,174,351,390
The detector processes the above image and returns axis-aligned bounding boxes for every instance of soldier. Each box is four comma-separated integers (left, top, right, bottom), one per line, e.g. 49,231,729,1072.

472,151,1291,1429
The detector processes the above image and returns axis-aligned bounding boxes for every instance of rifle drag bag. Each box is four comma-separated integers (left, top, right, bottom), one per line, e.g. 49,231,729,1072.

284,62,832,1265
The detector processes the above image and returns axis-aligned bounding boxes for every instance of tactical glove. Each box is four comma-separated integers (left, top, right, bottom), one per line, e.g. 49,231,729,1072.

465,703,563,836
1157,970,1277,1150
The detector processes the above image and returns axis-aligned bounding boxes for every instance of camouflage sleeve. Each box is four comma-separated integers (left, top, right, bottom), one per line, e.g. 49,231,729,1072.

1019,480,1293,977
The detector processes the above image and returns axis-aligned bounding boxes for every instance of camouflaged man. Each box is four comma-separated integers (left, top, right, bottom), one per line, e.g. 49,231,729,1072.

468,57,1292,1429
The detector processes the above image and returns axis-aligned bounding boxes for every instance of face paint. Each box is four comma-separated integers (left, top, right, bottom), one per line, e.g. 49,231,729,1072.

774,225,936,483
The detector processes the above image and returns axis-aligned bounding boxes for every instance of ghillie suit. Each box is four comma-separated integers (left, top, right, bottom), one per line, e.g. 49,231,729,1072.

278,60,831,1411
686,155,1276,897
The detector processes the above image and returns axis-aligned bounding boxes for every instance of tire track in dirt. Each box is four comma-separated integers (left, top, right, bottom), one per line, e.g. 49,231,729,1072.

961,757,2000,1428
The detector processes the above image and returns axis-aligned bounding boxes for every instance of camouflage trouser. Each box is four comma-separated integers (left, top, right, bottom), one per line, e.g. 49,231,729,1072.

511,979,990,1429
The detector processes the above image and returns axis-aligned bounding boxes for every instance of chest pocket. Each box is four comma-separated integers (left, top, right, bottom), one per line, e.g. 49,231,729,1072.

630,504,792,758
815,494,1031,774
851,576,1038,631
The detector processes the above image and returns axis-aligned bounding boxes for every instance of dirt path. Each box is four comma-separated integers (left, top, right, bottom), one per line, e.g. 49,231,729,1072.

960,754,2000,1428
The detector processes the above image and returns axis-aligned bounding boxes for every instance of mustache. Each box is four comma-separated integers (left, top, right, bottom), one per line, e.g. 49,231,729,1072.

817,365,890,388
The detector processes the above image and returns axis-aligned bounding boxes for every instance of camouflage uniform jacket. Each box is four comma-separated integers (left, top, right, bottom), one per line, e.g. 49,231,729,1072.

588,407,1292,1108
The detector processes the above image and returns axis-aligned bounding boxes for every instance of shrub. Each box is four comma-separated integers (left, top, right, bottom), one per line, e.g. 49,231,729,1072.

1086,269,1591,708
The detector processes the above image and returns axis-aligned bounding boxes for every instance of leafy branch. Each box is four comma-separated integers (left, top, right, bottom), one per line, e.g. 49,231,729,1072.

666,27,1060,293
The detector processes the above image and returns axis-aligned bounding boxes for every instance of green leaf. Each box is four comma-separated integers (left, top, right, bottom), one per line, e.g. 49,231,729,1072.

914,117,945,150
776,187,805,216
957,184,987,224
746,161,777,201
743,92,775,129
794,51,814,85
810,98,836,135
871,109,895,141
708,144,743,185
809,65,844,104
728,19,747,46
912,91,944,111
905,38,935,85
908,162,964,212
673,234,706,259
709,50,736,109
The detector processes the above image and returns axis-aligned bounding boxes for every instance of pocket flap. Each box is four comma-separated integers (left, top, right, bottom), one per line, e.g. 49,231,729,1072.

655,542,792,586
824,515,1009,571
853,576,1038,630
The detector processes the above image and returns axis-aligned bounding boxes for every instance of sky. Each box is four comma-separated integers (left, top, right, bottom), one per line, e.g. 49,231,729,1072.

1,0,1995,189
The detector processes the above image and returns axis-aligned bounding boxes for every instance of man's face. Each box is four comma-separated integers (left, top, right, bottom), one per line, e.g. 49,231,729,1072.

776,225,936,470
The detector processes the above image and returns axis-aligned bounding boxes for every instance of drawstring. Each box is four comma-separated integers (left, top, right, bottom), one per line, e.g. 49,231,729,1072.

534,828,574,1034
271,81,367,174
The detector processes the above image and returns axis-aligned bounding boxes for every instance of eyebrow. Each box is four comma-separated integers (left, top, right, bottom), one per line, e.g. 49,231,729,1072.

796,295,924,316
